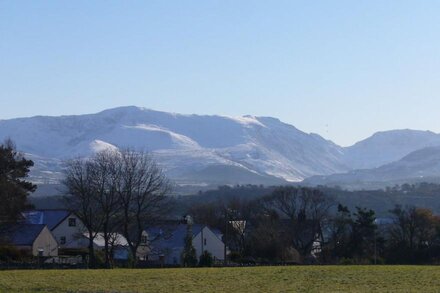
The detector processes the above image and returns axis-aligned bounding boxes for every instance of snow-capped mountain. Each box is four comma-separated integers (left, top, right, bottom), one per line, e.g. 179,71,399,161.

0,106,348,186
3,106,440,191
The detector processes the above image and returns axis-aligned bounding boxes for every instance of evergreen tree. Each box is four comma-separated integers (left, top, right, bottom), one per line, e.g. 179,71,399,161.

0,139,36,224
351,207,377,261
181,224,197,267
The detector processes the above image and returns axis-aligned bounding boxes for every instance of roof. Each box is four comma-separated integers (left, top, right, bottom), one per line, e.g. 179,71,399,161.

146,224,222,253
22,210,71,230
147,224,202,246
0,224,46,246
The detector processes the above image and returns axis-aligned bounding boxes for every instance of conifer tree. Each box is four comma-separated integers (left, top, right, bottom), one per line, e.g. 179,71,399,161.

181,224,198,267
0,139,36,224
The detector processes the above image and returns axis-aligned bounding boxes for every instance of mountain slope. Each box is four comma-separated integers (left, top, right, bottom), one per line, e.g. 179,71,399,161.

304,146,440,188
343,130,440,169
0,106,348,186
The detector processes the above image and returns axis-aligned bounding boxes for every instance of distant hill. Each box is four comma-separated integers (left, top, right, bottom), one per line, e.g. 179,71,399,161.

343,129,440,169
305,146,440,189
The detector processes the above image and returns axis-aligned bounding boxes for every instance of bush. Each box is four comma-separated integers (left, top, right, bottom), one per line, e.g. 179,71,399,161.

0,246,30,262
199,251,213,267
338,258,355,265
94,250,106,268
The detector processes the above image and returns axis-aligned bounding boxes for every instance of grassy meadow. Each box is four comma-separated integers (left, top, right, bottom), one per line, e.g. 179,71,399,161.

0,266,439,292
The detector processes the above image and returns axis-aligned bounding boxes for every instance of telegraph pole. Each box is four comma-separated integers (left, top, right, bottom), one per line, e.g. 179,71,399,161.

224,209,228,266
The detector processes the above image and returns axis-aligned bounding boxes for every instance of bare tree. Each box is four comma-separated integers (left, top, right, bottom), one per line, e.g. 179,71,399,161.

389,206,438,250
64,149,172,268
91,151,122,268
259,186,334,258
63,158,104,268
115,149,172,266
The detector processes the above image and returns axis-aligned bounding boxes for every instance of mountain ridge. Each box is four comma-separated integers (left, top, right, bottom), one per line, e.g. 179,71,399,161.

304,146,440,189
1,106,440,190
343,129,440,169
0,106,347,186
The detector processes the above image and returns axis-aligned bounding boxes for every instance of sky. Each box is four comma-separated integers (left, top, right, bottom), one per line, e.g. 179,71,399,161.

1,1,440,146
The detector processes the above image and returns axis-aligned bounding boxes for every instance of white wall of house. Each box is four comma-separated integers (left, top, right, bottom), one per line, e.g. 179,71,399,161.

32,226,58,257
51,214,88,249
192,227,224,262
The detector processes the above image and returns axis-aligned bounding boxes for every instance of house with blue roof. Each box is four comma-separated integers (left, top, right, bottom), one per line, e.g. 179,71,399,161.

144,223,225,265
0,224,58,257
22,210,88,251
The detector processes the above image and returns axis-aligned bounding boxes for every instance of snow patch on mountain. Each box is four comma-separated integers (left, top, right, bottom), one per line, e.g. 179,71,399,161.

226,115,266,128
90,140,119,153
126,124,201,149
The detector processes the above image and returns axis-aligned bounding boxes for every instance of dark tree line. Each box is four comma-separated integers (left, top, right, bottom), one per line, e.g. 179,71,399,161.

189,186,334,264
385,206,440,264
189,186,440,265
321,205,382,264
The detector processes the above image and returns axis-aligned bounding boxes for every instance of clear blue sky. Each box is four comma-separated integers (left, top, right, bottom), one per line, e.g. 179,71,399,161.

1,1,440,146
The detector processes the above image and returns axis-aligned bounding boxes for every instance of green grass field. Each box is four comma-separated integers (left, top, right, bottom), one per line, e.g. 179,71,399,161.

0,266,439,292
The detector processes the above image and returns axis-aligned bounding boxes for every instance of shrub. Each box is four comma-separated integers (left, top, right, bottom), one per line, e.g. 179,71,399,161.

338,258,355,265
199,251,213,267
0,246,30,262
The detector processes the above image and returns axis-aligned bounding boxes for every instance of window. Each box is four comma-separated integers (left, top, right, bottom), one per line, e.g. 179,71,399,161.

60,236,66,245
68,218,76,227
141,235,148,244
204,238,207,246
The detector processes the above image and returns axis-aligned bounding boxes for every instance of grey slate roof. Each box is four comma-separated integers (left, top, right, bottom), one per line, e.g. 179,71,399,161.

146,224,223,253
0,224,46,246
22,210,71,230
147,224,203,250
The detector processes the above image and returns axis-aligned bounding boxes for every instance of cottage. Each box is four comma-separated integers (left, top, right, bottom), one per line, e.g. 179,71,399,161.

0,224,58,257
145,224,225,265
22,210,88,250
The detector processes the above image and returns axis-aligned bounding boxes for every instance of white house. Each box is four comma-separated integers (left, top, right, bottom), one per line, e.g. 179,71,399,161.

22,210,89,250
145,224,225,265
1,224,58,257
